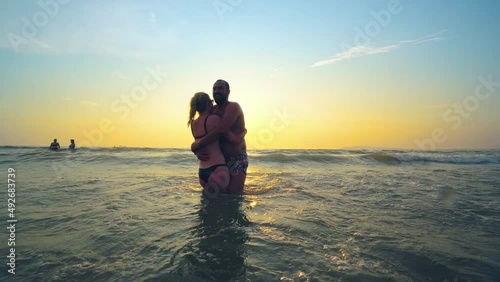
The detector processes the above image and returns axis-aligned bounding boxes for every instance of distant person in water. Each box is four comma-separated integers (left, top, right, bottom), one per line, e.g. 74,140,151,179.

191,79,248,194
69,139,75,150
49,139,60,150
188,92,246,197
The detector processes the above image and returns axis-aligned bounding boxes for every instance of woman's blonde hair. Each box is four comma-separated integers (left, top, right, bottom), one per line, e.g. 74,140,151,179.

188,92,211,127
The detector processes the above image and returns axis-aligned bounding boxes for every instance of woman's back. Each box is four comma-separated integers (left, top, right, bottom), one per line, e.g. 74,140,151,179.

191,114,225,168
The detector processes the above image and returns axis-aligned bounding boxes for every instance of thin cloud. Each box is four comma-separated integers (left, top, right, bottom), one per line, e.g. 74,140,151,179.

80,100,102,108
311,30,447,67
268,66,286,77
149,12,157,23
30,39,51,50
427,103,452,110
112,71,129,80
1,38,54,54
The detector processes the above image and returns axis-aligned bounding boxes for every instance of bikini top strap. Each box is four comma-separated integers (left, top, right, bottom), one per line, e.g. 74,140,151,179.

190,120,196,138
203,115,210,135
191,115,210,139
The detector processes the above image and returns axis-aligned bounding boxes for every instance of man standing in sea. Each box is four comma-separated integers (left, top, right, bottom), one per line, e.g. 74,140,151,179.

191,79,248,194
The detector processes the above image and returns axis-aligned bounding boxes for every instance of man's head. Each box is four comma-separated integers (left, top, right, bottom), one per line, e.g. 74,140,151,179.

213,79,230,105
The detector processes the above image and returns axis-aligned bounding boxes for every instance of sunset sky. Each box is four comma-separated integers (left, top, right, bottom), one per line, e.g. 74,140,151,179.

1,0,499,149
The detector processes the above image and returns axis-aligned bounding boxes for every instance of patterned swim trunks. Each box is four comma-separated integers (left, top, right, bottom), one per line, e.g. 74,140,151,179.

226,153,248,175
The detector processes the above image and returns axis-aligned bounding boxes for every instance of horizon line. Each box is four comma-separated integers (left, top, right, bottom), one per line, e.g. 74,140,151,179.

1,144,499,151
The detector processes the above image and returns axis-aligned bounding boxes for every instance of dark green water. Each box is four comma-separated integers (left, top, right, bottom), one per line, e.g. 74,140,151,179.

1,147,499,281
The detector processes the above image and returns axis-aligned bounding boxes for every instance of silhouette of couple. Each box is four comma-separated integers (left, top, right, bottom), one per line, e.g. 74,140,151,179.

189,80,248,197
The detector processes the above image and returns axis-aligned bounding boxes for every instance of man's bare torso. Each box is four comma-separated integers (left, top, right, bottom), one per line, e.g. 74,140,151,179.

214,102,247,157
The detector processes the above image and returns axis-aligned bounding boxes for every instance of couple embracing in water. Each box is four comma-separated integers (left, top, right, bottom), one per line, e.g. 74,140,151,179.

189,79,248,197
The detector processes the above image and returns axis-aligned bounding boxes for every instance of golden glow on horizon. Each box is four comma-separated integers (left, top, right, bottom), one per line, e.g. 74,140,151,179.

2,53,497,150
3,81,458,149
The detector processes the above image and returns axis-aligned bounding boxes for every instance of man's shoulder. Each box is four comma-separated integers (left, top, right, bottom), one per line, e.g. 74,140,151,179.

217,102,243,118
207,114,221,122
226,101,242,112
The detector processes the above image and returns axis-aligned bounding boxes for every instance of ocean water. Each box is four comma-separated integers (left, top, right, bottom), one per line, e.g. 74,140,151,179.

1,146,500,281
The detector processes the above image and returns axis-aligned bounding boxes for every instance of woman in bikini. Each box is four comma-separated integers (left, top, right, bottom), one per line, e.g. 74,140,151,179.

188,92,245,197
